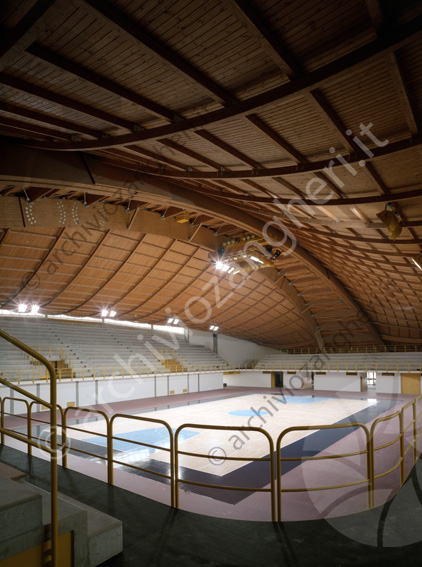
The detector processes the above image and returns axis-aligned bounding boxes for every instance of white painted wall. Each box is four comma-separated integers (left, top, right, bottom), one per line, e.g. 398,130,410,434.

313,372,362,392
199,372,223,391
224,371,272,388
0,371,223,414
188,329,279,365
376,373,401,394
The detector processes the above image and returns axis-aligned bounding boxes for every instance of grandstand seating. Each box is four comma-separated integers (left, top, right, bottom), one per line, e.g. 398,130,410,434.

257,351,422,373
0,317,229,381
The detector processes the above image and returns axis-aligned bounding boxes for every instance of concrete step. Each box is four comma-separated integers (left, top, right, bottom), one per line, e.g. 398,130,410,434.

0,476,43,561
20,481,89,567
0,461,26,480
58,492,123,567
21,481,122,567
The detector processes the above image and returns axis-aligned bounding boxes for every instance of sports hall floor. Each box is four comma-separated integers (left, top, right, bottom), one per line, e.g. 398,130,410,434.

1,440,422,567
6,386,421,524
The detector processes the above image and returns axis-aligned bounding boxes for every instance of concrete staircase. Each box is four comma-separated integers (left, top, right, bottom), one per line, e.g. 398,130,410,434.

161,358,186,373
0,466,122,566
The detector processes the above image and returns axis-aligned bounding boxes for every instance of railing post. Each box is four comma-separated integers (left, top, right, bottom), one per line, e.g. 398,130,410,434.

62,409,68,469
1,398,5,446
399,411,405,485
108,419,114,485
413,400,418,463
27,401,32,456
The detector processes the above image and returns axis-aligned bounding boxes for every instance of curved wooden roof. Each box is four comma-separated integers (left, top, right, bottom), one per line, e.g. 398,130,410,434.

0,0,421,348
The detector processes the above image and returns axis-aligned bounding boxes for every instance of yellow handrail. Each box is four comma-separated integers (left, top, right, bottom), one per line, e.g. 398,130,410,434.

174,423,276,521
0,329,58,567
276,422,372,520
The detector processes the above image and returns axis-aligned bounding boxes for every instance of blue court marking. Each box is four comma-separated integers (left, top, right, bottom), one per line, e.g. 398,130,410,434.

86,427,199,454
275,396,337,404
229,410,270,417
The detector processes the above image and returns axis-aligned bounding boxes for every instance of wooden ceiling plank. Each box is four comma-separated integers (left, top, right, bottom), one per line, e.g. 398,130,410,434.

19,13,422,152
0,73,135,131
27,42,179,123
1,226,66,307
0,0,57,67
384,52,419,136
62,232,146,315
224,0,300,78
0,101,101,138
41,229,111,309
81,0,235,105
195,129,259,169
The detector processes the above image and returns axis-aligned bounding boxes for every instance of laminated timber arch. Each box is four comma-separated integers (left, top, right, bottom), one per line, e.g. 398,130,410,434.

14,13,422,153
0,146,383,346
2,0,421,347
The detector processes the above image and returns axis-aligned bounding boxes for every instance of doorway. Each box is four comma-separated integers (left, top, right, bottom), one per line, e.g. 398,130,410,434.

272,371,283,388
401,373,421,395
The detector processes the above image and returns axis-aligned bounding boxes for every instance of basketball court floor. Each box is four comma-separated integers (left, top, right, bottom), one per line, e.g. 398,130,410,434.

47,388,416,522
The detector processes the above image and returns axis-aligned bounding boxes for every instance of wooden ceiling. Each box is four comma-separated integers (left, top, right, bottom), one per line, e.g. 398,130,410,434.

0,0,421,349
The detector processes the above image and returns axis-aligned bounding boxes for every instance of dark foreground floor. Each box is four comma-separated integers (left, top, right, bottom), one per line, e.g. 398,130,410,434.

1,444,422,567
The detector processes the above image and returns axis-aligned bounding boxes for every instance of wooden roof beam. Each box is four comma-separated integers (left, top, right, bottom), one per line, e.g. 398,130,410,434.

0,73,135,131
0,147,390,346
384,52,419,136
263,268,325,349
26,42,179,122
0,101,101,138
195,130,260,169
22,13,422,152
0,0,57,70
224,0,301,79
0,115,71,141
81,0,235,105
365,0,419,136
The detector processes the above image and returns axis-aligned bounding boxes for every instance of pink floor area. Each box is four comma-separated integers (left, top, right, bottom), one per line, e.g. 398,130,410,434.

2,387,421,522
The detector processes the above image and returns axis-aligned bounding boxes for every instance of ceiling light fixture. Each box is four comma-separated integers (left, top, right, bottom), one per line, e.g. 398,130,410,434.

412,256,422,271
376,203,402,240
167,318,174,324
101,309,109,317
30,304,40,314
18,303,28,313
109,310,116,317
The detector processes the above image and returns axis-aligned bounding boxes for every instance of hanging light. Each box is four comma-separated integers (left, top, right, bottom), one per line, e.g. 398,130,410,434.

376,203,402,240
101,309,109,317
412,256,422,271
30,304,40,314
18,303,28,313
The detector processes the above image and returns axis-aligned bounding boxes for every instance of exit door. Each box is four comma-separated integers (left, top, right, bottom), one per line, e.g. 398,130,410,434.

401,373,421,395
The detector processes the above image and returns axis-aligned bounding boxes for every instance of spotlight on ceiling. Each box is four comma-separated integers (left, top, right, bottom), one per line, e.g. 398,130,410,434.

18,303,28,313
173,318,179,325
30,304,40,314
101,309,109,317
167,318,174,324
250,256,264,264
376,203,402,240
412,256,422,271
109,310,117,317
209,325,219,331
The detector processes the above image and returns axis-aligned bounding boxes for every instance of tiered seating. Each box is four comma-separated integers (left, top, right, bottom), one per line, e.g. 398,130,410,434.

0,316,230,380
0,317,79,381
175,342,229,371
257,351,422,372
